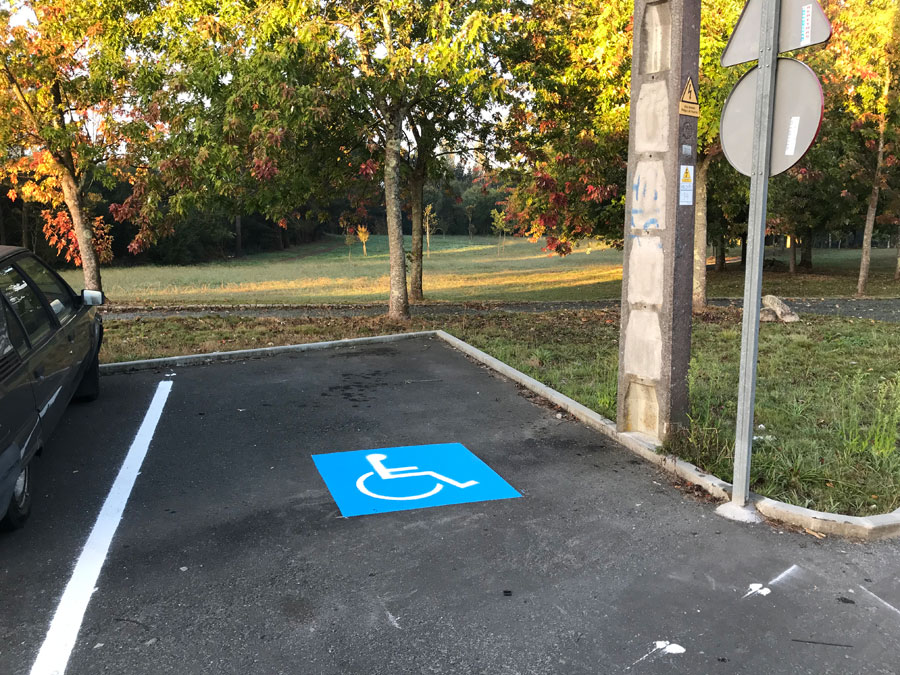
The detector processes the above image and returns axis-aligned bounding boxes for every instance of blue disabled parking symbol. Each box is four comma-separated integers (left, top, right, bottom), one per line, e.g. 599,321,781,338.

312,443,521,517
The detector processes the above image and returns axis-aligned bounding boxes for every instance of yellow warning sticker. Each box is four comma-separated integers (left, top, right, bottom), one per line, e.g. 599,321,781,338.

679,165,694,206
679,77,700,117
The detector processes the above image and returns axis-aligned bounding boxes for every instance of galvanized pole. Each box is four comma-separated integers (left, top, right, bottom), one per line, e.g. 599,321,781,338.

731,0,782,507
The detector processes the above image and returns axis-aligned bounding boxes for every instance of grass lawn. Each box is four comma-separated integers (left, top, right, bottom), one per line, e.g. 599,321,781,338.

711,247,900,298
59,236,900,306
62,236,626,305
100,309,900,517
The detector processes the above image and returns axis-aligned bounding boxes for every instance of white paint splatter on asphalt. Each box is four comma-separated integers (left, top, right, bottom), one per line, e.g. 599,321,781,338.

628,641,687,669
384,609,402,629
743,583,772,599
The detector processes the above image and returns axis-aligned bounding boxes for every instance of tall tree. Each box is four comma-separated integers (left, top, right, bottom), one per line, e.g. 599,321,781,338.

691,0,743,310
296,0,506,318
0,0,131,290
113,1,353,256
406,84,502,301
823,0,900,295
499,0,633,254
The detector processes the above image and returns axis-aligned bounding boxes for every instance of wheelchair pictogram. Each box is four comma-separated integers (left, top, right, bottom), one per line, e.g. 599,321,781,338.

312,443,519,517
355,453,479,501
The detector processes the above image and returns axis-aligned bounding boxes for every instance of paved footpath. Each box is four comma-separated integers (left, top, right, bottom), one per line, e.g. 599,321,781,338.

1,337,898,674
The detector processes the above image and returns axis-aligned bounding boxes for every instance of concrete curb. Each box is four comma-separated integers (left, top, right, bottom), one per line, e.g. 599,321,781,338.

433,330,900,541
98,331,437,374
100,329,900,540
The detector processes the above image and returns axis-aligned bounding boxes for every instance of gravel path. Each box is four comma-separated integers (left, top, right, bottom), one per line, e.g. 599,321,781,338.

102,297,900,322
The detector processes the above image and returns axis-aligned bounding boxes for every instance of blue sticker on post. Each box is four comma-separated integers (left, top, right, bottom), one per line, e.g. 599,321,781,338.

311,443,521,517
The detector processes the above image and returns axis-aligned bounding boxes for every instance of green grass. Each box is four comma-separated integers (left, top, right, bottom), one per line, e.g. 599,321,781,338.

59,236,900,306
100,309,900,516
61,236,626,305
711,247,900,298
666,312,900,517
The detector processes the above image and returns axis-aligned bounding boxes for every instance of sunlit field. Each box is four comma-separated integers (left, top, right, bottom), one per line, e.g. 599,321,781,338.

60,235,626,305
59,235,900,305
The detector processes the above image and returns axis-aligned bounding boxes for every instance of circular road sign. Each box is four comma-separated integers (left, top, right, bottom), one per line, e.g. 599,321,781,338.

720,57,824,177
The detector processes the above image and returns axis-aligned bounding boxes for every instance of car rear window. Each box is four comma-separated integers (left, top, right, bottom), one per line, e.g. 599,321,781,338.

15,255,75,322
0,263,54,346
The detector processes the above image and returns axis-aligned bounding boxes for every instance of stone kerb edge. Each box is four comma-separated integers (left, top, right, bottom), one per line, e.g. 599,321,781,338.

433,330,900,541
99,328,900,540
98,331,439,374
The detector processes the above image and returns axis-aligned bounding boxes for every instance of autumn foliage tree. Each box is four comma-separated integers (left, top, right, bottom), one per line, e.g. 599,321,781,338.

112,1,357,257
0,0,133,290
691,0,744,309
821,0,900,295
498,0,633,255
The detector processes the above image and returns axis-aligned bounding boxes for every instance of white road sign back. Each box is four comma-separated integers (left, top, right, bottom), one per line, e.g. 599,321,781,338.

720,57,824,177
721,0,832,67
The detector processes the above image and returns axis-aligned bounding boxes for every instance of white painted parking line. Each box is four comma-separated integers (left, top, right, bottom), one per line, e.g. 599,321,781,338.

30,381,173,675
858,585,900,620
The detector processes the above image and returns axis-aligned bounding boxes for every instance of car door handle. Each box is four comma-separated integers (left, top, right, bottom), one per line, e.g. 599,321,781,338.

67,333,75,343
34,366,45,380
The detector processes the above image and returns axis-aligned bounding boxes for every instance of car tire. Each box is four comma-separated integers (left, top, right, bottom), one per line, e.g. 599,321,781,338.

0,463,32,531
74,352,100,402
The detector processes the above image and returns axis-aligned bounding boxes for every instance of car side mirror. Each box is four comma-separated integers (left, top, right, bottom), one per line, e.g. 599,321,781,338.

81,289,105,306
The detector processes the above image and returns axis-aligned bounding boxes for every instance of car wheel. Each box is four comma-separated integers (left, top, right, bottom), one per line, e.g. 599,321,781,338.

1,463,32,531
75,352,100,402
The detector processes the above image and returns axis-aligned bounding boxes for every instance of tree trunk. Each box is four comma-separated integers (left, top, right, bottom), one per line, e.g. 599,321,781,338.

0,198,6,245
58,170,102,291
857,75,889,296
856,132,885,295
740,233,747,268
384,109,410,320
234,214,243,257
691,155,711,310
715,232,726,271
800,235,812,270
895,225,900,281
789,237,796,274
409,159,426,302
21,201,30,249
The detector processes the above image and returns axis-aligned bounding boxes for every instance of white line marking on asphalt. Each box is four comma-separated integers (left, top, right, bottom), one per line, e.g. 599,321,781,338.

858,585,900,619
769,564,800,586
30,381,173,675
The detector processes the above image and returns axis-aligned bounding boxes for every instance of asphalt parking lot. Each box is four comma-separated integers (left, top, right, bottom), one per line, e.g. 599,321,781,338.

1,335,899,674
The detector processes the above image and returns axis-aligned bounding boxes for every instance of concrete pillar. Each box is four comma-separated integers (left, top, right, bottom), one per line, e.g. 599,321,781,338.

617,0,700,441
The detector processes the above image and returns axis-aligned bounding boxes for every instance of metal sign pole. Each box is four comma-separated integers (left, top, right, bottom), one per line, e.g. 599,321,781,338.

731,0,782,507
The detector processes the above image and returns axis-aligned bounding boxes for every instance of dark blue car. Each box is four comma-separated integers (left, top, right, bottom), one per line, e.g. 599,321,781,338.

0,246,103,530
